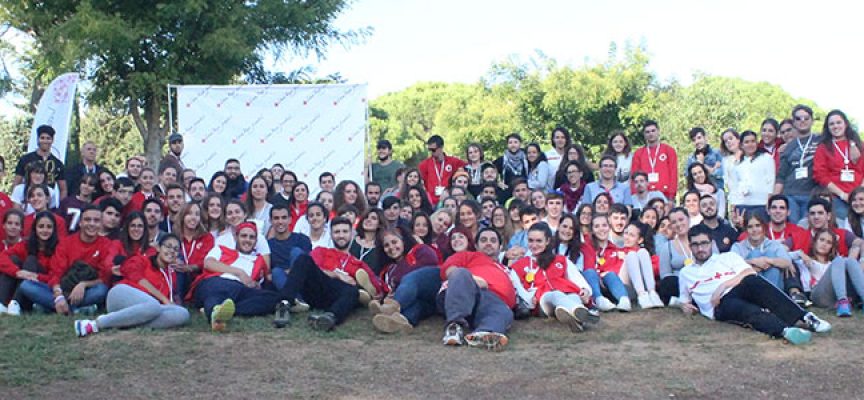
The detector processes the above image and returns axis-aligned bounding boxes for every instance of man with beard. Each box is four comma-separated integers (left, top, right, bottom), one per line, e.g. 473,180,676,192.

494,133,529,199
276,217,366,331
159,184,186,233
99,198,124,240
159,133,185,176
223,159,247,199
268,205,312,290
143,198,167,247
370,140,403,193
696,194,738,253
187,178,208,202
365,182,382,208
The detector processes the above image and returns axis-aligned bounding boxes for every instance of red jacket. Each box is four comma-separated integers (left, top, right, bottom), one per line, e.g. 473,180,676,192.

759,138,783,172
441,251,516,308
23,212,68,239
118,255,177,301
511,254,582,302
0,241,52,282
310,247,384,294
631,143,678,200
594,241,624,275
48,233,119,287
188,245,269,300
289,201,308,232
739,223,810,253
813,140,864,194
418,155,466,203
181,233,215,268
379,244,438,293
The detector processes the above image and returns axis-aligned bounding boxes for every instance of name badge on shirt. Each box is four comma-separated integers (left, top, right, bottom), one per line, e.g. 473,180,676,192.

434,186,445,196
794,167,808,179
648,172,660,183
841,169,855,183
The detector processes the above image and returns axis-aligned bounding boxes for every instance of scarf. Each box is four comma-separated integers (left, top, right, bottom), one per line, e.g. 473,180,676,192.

504,149,527,176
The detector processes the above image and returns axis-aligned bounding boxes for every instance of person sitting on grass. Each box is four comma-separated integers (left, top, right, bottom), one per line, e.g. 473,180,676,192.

798,228,864,317
509,222,595,333
585,214,631,312
74,234,190,337
619,221,664,309
678,225,832,345
730,210,793,290
191,221,278,332
309,218,383,306
0,211,57,315
274,217,362,332
436,228,516,351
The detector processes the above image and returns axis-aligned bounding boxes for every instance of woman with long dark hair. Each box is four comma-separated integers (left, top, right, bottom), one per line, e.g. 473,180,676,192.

686,162,726,218
22,185,67,239
814,109,864,221
401,185,434,215
545,126,572,172
602,130,633,183
117,212,154,258
0,211,58,312
244,175,273,235
287,181,309,232
526,143,552,192
351,208,386,274
1,209,25,252
333,180,368,217
208,171,229,198
556,214,595,270
727,130,775,217
553,144,595,189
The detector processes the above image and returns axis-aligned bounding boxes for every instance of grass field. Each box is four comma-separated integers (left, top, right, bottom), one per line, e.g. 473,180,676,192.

1,307,861,399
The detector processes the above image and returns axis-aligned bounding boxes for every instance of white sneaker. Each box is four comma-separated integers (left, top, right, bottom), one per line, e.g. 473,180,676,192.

616,297,632,312
648,291,664,308
594,296,616,312
637,292,652,309
803,312,832,333
668,296,682,308
7,300,21,316
0,303,6,314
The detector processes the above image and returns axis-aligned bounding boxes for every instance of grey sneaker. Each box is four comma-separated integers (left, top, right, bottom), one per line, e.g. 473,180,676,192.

307,312,336,332
442,322,465,346
273,300,291,328
803,312,831,333
464,331,509,352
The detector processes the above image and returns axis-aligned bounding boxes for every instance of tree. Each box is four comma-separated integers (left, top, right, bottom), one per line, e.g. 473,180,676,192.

1,0,368,166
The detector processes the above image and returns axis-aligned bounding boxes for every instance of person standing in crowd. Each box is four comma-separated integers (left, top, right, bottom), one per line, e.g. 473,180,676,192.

581,156,632,206
545,127,572,173
524,143,552,192
813,110,863,222
159,133,185,177
187,178,208,202
686,163,726,219
14,125,68,199
365,182,382,208
630,120,677,201
419,135,466,204
65,141,105,197
776,108,822,223
601,130,633,184
727,131,775,218
223,159,247,199
117,156,143,184
686,127,724,189
494,133,529,197
370,139,404,193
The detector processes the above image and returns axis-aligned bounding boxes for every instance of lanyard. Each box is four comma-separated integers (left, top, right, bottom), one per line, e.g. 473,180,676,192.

647,144,661,172
338,256,350,273
768,227,785,241
797,135,813,167
354,238,373,260
833,140,850,166
433,157,447,184
181,240,197,263
159,267,174,302
675,237,693,260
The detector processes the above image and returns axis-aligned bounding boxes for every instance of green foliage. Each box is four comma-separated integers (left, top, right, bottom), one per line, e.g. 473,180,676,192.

79,105,143,174
0,115,29,191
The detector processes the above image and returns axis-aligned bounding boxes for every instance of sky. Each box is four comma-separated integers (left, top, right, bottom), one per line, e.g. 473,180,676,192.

3,0,862,123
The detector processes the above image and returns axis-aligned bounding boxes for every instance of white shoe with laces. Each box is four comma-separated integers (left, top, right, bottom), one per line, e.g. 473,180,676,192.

616,297,632,312
804,312,832,333
668,296,682,308
7,300,21,316
648,291,664,308
637,292,652,309
594,296,616,312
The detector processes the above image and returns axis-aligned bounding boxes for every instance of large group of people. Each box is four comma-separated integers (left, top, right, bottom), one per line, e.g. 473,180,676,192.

6,103,863,350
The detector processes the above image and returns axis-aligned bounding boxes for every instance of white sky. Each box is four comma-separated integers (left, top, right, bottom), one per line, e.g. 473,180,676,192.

3,0,862,123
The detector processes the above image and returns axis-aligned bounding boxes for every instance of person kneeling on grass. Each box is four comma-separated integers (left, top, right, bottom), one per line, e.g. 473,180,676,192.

74,234,190,337
190,221,280,332
436,228,516,351
679,225,832,345
509,222,595,334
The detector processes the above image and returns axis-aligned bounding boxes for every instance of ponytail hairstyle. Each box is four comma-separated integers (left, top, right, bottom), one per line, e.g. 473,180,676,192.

529,222,556,270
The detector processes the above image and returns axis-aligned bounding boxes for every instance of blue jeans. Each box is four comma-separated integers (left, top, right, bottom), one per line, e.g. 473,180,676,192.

271,247,308,290
18,280,108,312
393,267,441,326
582,269,628,301
787,194,810,224
194,277,281,320
759,268,783,290
436,268,513,334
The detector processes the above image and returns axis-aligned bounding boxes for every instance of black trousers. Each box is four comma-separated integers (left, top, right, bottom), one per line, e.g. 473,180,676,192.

714,275,807,337
658,276,679,305
0,256,43,305
280,255,359,324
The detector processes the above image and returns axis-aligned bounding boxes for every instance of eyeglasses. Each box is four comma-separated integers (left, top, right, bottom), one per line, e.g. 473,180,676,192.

689,241,712,248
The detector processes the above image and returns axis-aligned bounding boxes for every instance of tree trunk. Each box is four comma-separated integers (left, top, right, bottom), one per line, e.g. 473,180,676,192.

130,96,168,169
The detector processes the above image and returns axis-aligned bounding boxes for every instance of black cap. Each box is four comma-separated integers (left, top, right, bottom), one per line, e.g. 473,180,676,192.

167,133,183,143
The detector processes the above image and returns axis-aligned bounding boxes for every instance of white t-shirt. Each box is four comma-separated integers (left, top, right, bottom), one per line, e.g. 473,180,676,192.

206,245,261,283
11,184,60,214
545,149,565,174
678,252,751,319
214,228,271,256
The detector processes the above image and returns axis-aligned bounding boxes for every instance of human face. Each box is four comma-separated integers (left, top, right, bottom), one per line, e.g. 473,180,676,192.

366,186,381,205
767,200,789,224
827,114,847,139
225,204,246,227
477,231,501,258
611,135,626,153
270,166,284,180
81,143,98,162
553,131,568,150
381,233,405,259
691,132,707,150
449,232,469,252
183,205,201,232
442,198,458,214
114,185,133,205
38,133,53,152
793,109,813,133
482,167,498,182
169,139,184,156
814,232,835,258
622,225,643,248
481,186,497,200
28,189,48,211
670,211,690,236
640,210,657,228
413,216,429,238
684,194,700,215
144,203,163,227
459,205,477,229
318,192,334,211
259,171,273,186
658,219,671,238
28,170,45,185
343,183,358,204
492,208,506,229
160,168,178,185
408,189,423,209
140,170,156,191
689,234,714,263
520,213,539,231
330,223,352,250
690,165,706,184
362,212,380,232
557,218,574,242
761,123,777,144
236,228,257,253
3,214,22,240
513,184,529,201
526,146,539,162
207,197,223,220
377,146,392,162
594,196,610,214
384,202,400,222
406,171,420,186
99,173,115,194
741,134,758,157
35,216,54,242
779,123,796,142
808,205,829,229
722,132,739,153
426,142,443,158
531,191,546,209
591,217,610,241
79,210,102,240
610,212,627,234
509,207,520,223
400,206,412,221
225,162,242,179
699,196,717,220
166,189,185,214
126,159,142,178
481,201,496,220
270,209,291,235
281,175,296,193
527,230,549,255
642,125,660,144
599,159,616,180
102,207,121,230
746,217,765,243
566,165,583,185
432,212,452,234
566,147,580,162
250,179,268,201
128,217,145,241
506,138,521,153
189,182,207,201
633,174,648,193
852,191,864,214
453,175,468,188
291,184,308,203
467,146,481,163
307,206,325,229
578,207,592,227
182,170,196,187
212,176,227,193
158,238,180,265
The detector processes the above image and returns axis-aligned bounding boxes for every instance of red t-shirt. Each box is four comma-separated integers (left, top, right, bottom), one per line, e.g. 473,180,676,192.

311,246,383,294
418,155,466,203
118,255,177,301
48,233,119,287
23,212,69,239
441,251,515,308
0,241,52,282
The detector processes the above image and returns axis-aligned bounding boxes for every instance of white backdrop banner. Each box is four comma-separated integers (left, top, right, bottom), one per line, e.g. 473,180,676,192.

28,72,80,162
176,83,367,185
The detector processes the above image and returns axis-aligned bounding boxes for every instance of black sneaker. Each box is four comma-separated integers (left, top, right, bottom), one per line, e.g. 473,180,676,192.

513,298,532,320
791,292,811,308
273,300,291,328
308,312,336,332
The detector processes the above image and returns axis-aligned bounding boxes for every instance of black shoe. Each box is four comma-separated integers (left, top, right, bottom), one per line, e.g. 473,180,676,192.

513,298,532,320
791,292,812,308
273,300,291,328
307,312,336,332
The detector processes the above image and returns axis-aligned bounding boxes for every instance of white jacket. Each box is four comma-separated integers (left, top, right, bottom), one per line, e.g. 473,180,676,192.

727,153,775,206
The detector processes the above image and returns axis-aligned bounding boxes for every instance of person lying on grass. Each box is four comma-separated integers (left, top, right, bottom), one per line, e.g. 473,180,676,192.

678,224,831,345
74,234,190,337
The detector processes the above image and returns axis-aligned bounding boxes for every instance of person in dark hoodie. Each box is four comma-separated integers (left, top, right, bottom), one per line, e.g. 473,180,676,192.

223,159,248,199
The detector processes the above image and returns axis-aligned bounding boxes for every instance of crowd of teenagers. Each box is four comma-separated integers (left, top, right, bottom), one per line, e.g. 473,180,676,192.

3,103,863,351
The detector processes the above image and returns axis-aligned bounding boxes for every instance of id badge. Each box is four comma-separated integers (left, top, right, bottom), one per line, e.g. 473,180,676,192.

434,186,445,196
841,169,855,183
648,172,660,183
794,167,808,179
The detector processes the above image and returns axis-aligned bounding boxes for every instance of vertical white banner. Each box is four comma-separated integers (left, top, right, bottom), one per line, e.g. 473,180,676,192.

27,72,79,163
176,84,367,186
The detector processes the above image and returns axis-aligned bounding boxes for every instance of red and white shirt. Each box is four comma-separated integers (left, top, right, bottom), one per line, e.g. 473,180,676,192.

678,252,751,319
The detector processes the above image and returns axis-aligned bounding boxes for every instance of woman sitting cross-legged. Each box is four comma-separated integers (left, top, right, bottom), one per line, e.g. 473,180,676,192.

73,234,190,337
797,228,864,317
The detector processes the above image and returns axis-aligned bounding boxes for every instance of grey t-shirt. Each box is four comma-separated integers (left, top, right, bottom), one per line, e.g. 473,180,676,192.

777,134,822,196
371,160,404,191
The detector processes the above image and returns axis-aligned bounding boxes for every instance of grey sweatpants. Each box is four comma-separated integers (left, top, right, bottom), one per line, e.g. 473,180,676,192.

96,284,189,330
810,257,864,308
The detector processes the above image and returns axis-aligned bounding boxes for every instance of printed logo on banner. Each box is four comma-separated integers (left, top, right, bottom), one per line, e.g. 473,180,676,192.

184,114,206,135
201,116,233,143
337,149,364,174
307,150,337,175
252,151,277,172
234,116,264,144
274,87,298,107
347,123,364,142
332,86,358,106
185,86,213,108
51,75,77,103
261,114,293,143
320,115,351,143
194,152,219,172
302,86,325,106
216,86,244,108
293,113,321,141
246,84,273,107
